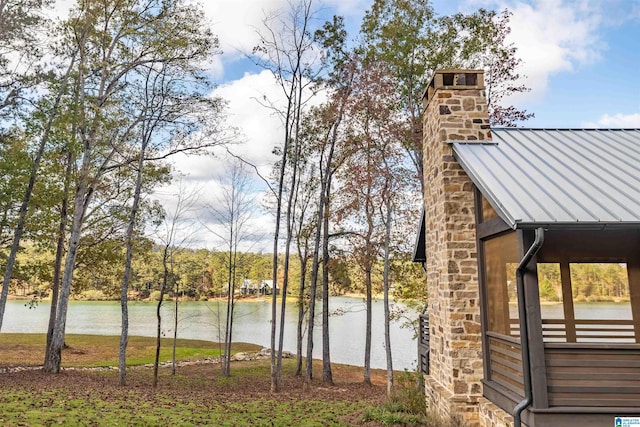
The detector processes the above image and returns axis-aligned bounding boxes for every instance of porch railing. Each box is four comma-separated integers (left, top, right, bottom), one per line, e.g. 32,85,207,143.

510,318,636,343
486,331,524,398
418,313,430,375
545,343,640,407
487,324,640,414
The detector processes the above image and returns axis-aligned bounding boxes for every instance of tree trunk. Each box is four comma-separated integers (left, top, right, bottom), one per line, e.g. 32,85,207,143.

295,259,307,376
119,141,147,386
382,199,394,395
222,236,234,376
172,279,179,376
321,175,333,385
270,124,288,392
225,271,236,376
223,250,238,376
305,186,324,386
154,243,170,387
45,149,73,363
363,143,375,386
44,160,91,373
364,268,372,385
277,246,291,379
277,118,302,382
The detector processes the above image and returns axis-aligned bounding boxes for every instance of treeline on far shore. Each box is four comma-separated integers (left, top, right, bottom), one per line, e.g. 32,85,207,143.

10,242,631,305
536,262,631,303
7,242,426,303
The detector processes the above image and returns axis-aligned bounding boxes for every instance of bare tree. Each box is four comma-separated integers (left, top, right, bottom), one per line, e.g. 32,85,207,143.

253,0,321,392
205,159,258,377
118,39,226,385
302,16,356,386
381,196,394,395
153,179,200,387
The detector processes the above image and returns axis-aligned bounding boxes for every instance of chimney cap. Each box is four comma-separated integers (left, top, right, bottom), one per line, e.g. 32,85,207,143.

422,69,485,105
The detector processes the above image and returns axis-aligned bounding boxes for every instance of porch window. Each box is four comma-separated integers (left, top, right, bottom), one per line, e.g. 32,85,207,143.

481,195,499,222
483,231,519,336
537,262,634,343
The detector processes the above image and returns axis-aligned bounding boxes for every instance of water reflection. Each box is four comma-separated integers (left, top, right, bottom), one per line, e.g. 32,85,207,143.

4,296,418,370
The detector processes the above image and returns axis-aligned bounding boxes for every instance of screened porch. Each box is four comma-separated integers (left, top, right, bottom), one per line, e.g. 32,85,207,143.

478,200,640,426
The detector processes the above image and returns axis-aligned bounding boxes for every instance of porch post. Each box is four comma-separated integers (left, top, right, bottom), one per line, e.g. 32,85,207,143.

521,230,549,410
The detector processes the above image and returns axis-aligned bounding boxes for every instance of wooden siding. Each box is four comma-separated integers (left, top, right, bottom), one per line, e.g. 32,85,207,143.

487,332,525,398
545,345,640,407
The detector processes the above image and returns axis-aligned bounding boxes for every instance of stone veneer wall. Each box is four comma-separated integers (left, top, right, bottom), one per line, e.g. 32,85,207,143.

479,398,515,427
421,70,492,426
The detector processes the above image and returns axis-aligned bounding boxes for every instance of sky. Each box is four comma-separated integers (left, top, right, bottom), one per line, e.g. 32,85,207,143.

199,0,640,128
51,0,640,251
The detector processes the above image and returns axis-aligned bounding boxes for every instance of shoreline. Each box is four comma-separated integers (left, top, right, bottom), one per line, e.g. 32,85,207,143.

7,292,388,303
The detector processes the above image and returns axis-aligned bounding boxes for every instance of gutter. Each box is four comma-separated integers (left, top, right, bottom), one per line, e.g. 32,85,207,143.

513,227,545,427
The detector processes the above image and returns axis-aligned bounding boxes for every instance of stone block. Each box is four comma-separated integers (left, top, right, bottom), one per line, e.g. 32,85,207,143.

463,97,476,111
454,380,469,394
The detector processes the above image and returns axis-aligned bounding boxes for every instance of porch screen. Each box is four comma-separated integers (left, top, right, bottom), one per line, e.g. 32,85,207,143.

536,263,634,342
483,231,519,336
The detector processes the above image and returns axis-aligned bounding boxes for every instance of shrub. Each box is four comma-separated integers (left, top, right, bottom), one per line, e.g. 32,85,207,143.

78,290,108,301
390,370,427,415
574,294,587,303
361,370,460,426
148,290,162,301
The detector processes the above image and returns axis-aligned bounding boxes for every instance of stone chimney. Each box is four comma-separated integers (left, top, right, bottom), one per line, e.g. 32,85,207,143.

421,70,490,425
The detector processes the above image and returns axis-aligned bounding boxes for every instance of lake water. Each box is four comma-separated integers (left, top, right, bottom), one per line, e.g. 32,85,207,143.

2,296,419,370
508,301,633,320
540,301,632,319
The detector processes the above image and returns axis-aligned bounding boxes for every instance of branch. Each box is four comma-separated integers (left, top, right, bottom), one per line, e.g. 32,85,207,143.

224,146,276,198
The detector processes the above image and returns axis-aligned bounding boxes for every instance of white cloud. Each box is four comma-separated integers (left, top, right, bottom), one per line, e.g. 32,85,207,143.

51,0,75,18
321,0,370,18
213,70,285,178
583,113,640,128
196,0,286,60
196,0,372,79
156,69,287,249
164,70,285,179
497,0,604,103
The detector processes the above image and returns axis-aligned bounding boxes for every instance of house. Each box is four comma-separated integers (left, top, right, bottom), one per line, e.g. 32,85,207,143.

413,69,640,427
239,279,258,295
259,280,279,295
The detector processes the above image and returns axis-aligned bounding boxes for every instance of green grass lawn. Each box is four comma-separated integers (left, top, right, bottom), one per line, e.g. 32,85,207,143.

0,334,442,426
0,387,364,426
0,333,262,367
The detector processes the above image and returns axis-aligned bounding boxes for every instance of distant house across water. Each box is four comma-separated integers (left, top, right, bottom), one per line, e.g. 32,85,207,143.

239,279,279,296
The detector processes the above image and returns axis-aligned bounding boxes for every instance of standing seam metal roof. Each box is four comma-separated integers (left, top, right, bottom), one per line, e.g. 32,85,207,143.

452,129,640,229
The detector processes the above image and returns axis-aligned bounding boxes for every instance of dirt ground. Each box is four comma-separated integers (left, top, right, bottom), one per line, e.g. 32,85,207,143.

0,360,388,407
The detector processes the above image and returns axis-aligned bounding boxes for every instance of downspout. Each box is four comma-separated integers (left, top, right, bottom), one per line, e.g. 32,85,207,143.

513,227,545,427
